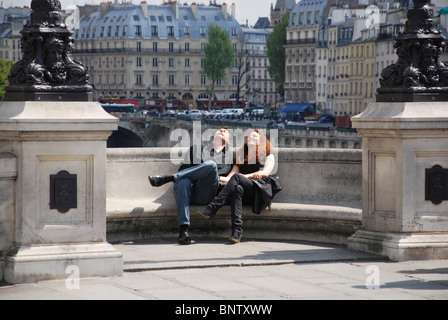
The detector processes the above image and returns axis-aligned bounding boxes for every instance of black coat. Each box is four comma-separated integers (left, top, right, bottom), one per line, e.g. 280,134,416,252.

251,176,282,214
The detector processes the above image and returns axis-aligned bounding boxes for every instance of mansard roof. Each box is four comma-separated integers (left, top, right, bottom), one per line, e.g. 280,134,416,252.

289,0,329,26
75,3,243,41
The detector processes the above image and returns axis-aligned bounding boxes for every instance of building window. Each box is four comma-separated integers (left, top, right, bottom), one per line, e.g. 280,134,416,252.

151,26,158,37
169,75,175,85
153,42,158,52
168,26,174,37
169,58,175,68
153,58,158,67
169,42,174,53
153,75,158,84
136,57,142,67
136,74,142,84
185,58,190,68
135,25,141,36
185,75,190,85
201,75,206,85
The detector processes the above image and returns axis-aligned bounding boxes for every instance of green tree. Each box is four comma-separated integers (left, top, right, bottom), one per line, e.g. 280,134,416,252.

266,11,290,90
203,24,234,110
0,58,13,101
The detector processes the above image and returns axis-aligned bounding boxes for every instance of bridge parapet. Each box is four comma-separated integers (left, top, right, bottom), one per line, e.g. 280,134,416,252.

115,114,362,149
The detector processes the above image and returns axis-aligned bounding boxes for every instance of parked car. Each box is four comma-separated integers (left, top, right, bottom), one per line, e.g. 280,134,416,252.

162,110,176,117
189,110,202,120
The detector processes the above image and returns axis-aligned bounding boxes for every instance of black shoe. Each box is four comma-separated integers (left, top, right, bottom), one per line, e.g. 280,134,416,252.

179,225,192,245
228,231,242,244
196,206,216,219
148,175,174,187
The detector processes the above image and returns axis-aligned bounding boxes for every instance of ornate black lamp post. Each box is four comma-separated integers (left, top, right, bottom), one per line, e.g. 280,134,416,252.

5,0,92,101
377,0,448,102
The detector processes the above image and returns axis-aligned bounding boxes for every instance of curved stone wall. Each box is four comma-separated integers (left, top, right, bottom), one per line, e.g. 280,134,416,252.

106,148,363,244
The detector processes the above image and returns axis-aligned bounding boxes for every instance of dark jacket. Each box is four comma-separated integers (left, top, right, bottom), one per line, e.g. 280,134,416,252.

179,143,232,177
251,176,282,214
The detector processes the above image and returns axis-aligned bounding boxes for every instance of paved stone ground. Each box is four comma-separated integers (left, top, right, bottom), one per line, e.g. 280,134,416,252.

0,238,447,301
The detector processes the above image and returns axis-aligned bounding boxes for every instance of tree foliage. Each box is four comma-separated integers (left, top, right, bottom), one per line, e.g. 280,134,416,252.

203,24,235,109
0,58,13,101
266,11,290,86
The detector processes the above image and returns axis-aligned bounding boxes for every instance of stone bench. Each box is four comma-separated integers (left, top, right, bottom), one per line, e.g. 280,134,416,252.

106,148,362,244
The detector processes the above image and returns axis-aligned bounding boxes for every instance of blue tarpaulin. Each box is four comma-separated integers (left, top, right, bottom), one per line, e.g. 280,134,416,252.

277,103,316,113
435,7,448,17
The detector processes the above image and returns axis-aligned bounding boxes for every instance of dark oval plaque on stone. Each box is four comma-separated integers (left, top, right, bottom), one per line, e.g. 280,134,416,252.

50,170,77,213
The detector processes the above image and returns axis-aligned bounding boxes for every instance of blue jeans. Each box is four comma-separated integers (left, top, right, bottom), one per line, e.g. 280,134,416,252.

173,160,220,226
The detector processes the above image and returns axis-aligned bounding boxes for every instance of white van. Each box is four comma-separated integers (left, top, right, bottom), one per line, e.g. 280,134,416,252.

222,108,245,119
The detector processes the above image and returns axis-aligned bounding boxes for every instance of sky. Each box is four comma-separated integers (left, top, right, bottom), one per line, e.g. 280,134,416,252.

1,0,275,26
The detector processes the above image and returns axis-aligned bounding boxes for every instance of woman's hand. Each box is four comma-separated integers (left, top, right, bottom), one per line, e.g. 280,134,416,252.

252,172,263,180
239,172,262,180
219,176,229,185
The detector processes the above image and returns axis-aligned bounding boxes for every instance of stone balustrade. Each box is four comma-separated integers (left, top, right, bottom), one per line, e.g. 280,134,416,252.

106,148,363,244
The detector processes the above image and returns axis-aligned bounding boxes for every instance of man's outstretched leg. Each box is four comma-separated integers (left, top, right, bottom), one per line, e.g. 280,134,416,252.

149,160,219,189
173,178,193,245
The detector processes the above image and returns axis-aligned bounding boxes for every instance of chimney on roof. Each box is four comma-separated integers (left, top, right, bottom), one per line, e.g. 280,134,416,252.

100,1,114,20
191,2,198,19
230,2,235,18
171,1,179,19
222,2,228,19
141,1,148,18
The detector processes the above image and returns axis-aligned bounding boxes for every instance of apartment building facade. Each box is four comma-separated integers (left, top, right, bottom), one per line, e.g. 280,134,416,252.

0,7,30,62
284,0,329,106
283,0,447,118
70,1,273,109
72,2,244,105
243,27,279,106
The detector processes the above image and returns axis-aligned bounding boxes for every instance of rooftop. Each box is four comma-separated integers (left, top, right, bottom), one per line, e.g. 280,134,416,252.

76,2,244,41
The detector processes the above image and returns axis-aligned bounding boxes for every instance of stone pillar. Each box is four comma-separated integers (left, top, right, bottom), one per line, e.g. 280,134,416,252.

0,0,123,283
348,102,448,261
348,0,448,261
0,153,17,281
0,101,122,284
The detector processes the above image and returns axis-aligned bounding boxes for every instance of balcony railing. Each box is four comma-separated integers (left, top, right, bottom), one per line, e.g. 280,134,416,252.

73,48,204,55
284,38,316,46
